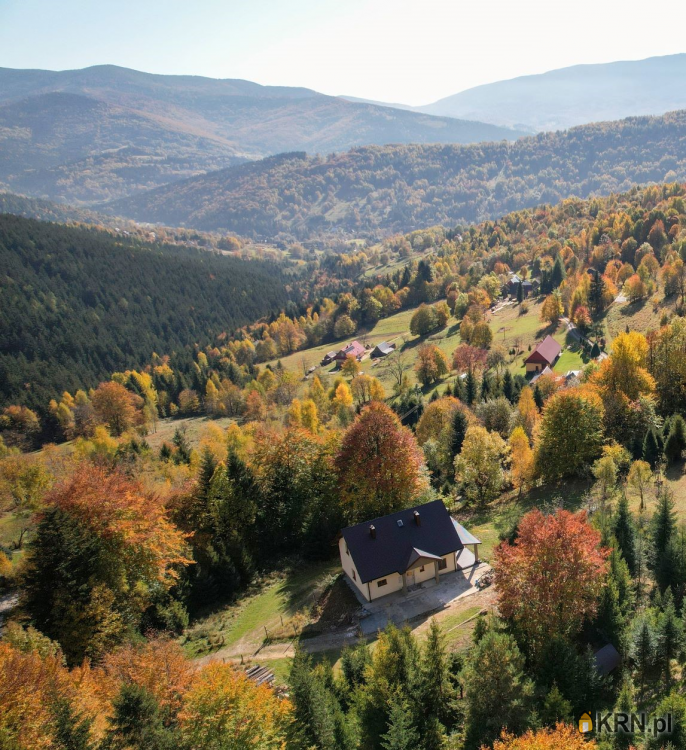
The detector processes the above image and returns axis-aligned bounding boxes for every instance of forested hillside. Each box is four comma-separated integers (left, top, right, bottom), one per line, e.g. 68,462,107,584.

0,65,525,204
0,214,292,413
110,110,686,239
3,183,686,749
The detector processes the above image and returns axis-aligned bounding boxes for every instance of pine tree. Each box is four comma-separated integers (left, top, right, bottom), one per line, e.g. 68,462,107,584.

551,255,566,289
51,698,94,750
464,371,477,405
516,281,524,304
643,428,662,468
613,494,637,575
381,699,420,750
289,649,355,750
172,427,191,465
449,409,469,460
632,618,657,699
665,414,686,464
533,384,544,410
418,620,454,729
340,643,371,700
502,370,514,404
657,591,683,690
540,684,572,727
589,270,606,318
613,676,636,750
480,373,491,401
104,683,179,750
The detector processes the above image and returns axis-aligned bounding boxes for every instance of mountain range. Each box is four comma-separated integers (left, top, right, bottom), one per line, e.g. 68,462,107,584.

0,65,524,204
106,110,686,240
344,54,686,133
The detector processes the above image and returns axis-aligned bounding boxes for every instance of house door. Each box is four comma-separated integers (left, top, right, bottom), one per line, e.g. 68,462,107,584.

406,570,415,588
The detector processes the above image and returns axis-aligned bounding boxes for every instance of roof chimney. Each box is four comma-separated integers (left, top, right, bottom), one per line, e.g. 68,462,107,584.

414,511,421,526
369,524,376,539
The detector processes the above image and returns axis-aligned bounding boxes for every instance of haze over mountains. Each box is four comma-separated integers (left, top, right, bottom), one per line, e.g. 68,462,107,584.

0,65,525,204
345,54,686,133
108,110,686,240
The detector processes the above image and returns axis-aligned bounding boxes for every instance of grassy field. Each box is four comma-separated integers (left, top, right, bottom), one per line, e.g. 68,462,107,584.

267,297,596,405
143,415,235,452
183,561,340,659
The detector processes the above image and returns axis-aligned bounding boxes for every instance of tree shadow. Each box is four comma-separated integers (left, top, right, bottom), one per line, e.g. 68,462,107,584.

619,299,647,317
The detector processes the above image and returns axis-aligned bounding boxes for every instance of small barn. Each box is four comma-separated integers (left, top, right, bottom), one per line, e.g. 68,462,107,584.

321,351,338,366
525,335,561,374
371,341,396,358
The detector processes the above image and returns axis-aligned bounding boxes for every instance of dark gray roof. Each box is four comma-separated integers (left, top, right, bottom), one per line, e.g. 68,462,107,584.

341,500,463,583
594,644,621,676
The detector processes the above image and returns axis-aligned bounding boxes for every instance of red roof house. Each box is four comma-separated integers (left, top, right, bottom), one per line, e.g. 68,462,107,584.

525,335,562,373
334,340,365,363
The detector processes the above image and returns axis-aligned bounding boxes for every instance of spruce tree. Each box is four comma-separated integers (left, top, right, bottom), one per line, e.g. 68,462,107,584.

656,591,683,690
502,370,514,404
632,618,657,699
589,270,606,318
533,384,544,410
643,428,662,468
540,684,572,727
104,683,179,750
651,490,680,593
381,699,420,750
289,649,355,750
480,373,491,401
613,494,637,575
51,698,94,750
419,620,454,729
516,281,524,304
464,371,477,405
551,256,566,290
449,409,469,460
665,415,686,464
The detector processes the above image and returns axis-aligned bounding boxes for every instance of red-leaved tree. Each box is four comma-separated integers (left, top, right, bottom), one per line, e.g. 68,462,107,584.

335,402,427,522
493,509,608,658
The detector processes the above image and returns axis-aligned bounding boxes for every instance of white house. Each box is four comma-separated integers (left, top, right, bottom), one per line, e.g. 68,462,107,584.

339,500,480,602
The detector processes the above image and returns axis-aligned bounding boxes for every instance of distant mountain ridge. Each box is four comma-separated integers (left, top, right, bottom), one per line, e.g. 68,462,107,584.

0,65,526,204
417,54,686,131
107,109,686,240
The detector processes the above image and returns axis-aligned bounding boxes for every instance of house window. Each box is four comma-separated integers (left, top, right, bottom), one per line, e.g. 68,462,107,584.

345,542,349,556
352,569,356,581
377,579,387,587
419,565,425,572
438,558,447,570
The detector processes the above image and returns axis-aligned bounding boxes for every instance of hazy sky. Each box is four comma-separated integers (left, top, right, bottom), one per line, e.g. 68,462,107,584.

2,0,686,104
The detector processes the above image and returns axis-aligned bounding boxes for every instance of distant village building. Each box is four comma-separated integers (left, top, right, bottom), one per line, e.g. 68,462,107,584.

525,335,562,374
334,340,365,364
320,350,338,366
506,274,522,296
371,341,396,358
506,275,534,299
339,500,480,602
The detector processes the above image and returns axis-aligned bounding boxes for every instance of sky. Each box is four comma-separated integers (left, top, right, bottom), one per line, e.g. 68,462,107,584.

2,0,686,105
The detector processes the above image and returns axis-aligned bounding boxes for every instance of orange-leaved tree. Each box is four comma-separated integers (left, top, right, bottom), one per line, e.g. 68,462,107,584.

493,509,608,659
23,465,191,663
489,723,597,749
178,662,293,749
336,402,427,521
